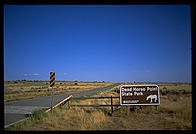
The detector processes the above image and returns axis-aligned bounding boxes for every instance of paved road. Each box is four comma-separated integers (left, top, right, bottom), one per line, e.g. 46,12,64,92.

4,83,121,128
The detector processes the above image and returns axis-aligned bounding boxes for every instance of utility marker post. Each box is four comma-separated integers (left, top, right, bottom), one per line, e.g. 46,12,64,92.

50,72,55,114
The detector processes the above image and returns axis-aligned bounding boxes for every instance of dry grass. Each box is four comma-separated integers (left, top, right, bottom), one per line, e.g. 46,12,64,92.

159,94,192,130
158,83,191,93
7,107,107,130
4,81,114,102
6,83,192,130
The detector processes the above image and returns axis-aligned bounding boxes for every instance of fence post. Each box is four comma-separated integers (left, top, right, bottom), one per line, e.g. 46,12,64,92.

68,100,70,109
111,96,113,114
155,105,158,111
126,106,130,115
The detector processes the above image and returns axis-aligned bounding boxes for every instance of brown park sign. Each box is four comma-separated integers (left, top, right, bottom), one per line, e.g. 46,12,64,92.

120,85,160,105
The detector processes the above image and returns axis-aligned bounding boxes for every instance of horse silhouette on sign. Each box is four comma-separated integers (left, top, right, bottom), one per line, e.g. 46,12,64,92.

146,95,157,103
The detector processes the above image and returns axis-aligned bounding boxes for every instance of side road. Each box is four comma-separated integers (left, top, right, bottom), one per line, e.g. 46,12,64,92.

4,83,121,128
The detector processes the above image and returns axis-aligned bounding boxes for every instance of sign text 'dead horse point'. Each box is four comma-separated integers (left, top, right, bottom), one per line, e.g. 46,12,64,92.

120,85,160,105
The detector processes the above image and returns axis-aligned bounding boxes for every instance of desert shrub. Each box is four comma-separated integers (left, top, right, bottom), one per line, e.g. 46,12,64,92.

184,90,191,94
178,89,185,94
113,88,120,94
4,88,13,94
165,89,169,93
163,87,167,90
71,99,81,103
30,88,38,92
31,109,48,120
9,89,23,94
172,97,178,102
170,89,176,94
161,90,167,95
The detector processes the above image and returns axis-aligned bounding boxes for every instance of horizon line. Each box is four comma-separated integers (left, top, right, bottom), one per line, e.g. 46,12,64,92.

3,79,192,84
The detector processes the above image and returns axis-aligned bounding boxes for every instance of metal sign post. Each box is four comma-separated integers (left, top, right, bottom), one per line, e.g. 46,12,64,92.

51,87,54,114
50,72,55,114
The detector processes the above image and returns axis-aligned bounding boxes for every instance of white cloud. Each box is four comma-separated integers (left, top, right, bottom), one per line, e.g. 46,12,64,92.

33,73,40,76
24,73,40,77
24,74,31,76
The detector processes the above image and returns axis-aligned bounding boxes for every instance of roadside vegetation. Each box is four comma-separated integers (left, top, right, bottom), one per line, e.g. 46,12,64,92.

4,80,115,102
6,83,192,130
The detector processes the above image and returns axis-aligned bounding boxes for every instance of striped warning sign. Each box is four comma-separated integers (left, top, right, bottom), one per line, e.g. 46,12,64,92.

50,72,55,87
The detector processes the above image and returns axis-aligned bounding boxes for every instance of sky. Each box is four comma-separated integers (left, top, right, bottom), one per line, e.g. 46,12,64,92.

4,5,191,83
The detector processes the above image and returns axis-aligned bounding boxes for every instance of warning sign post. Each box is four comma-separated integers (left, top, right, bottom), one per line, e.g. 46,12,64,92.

50,72,55,114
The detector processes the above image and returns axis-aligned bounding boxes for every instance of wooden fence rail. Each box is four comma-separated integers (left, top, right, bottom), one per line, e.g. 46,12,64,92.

71,96,120,99
70,96,120,114
70,104,121,107
45,95,73,113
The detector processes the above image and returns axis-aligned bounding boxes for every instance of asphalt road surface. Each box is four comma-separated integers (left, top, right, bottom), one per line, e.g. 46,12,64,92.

4,83,121,128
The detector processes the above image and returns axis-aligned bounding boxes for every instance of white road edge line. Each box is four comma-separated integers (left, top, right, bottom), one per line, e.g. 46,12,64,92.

5,116,30,129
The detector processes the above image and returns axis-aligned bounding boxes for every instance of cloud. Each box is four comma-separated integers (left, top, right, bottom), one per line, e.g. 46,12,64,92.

24,74,31,76
33,73,40,76
57,73,68,76
24,73,40,77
